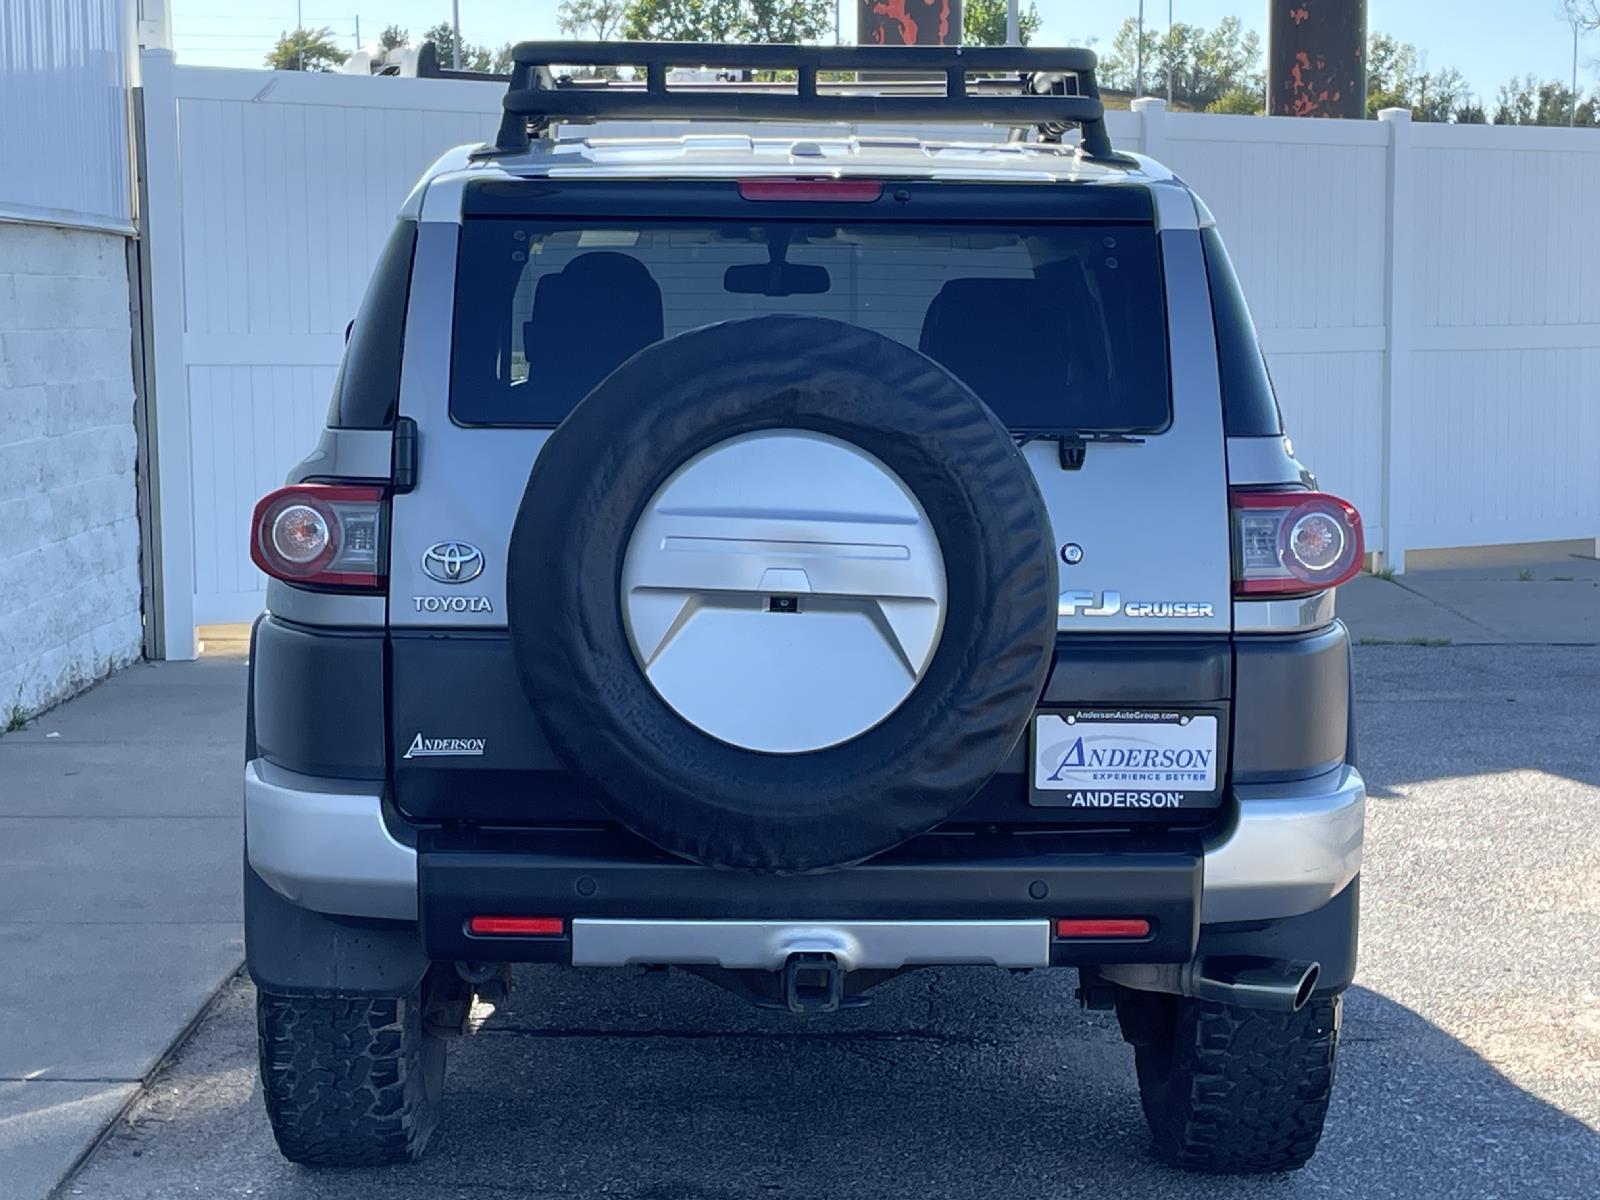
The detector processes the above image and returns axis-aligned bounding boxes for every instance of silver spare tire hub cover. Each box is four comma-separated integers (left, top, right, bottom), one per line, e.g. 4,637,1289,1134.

621,430,948,755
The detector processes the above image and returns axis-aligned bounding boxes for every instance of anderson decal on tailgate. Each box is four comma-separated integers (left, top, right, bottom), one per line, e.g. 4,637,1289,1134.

1032,711,1218,808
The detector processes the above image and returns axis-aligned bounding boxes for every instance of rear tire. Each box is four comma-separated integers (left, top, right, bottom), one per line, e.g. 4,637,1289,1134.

1122,990,1340,1173
257,985,446,1166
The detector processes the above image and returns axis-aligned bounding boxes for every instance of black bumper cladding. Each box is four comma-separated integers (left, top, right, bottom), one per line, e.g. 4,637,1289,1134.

418,828,1202,967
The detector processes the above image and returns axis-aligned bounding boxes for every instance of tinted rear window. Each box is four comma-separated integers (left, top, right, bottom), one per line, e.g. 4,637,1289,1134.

1201,226,1283,437
450,219,1169,434
327,220,417,429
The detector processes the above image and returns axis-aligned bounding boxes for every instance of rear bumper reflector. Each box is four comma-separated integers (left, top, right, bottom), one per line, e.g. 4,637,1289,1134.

1055,918,1152,939
467,915,564,937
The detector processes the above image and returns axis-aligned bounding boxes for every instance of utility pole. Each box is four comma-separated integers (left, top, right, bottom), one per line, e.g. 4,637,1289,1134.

1006,0,1020,46
1136,0,1146,97
1572,14,1581,127
1167,0,1174,104
354,13,361,53
835,0,841,46
451,0,462,70
296,0,303,69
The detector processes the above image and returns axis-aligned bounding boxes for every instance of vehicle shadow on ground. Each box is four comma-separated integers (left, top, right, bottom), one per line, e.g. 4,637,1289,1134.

79,966,1600,1200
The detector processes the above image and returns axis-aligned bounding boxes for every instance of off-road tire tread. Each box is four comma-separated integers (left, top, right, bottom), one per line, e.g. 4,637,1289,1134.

257,990,442,1166
1136,995,1339,1173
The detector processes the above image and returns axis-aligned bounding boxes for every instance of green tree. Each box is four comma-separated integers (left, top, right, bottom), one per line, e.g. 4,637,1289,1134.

424,21,494,71
1206,86,1263,115
1184,17,1262,109
377,24,408,52
1491,75,1598,126
558,0,628,39
1100,16,1159,93
962,0,1042,46
1103,16,1260,107
1365,33,1477,122
1412,66,1472,123
624,0,743,41
744,0,833,41
1365,32,1417,115
265,27,348,72
623,0,832,41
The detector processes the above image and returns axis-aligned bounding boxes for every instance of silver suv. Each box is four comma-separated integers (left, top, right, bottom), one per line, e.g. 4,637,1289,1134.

243,42,1366,1174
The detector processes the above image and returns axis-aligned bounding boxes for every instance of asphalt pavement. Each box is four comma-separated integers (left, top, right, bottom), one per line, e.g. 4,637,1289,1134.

59,637,1600,1200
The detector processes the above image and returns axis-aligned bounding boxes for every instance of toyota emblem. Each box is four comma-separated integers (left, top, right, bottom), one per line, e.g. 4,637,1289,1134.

421,541,485,584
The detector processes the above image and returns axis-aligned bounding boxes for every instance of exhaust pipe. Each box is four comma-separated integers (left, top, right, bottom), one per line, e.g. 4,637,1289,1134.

1181,957,1320,1013
1099,956,1321,1013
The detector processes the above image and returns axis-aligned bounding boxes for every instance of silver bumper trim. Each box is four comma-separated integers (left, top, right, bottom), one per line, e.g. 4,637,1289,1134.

245,760,417,921
1232,590,1336,633
242,760,1365,931
1201,765,1366,923
570,919,1051,970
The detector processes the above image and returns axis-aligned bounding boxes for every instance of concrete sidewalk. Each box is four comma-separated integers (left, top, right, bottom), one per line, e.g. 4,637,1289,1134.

0,632,247,1200
1338,554,1600,646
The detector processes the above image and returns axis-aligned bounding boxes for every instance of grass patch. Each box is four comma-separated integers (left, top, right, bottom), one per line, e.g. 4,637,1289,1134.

1517,568,1535,581
4,703,28,733
1368,565,1398,581
1357,636,1452,647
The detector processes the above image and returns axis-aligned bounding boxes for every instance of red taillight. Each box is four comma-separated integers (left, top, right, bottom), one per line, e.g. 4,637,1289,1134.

1230,489,1363,597
250,484,386,591
467,916,565,937
737,178,884,202
1055,918,1152,939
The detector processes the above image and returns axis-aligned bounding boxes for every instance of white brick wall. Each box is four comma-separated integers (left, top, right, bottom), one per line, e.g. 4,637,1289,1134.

0,223,143,722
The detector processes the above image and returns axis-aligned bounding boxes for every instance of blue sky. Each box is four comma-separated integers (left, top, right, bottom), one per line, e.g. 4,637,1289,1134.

170,1,1596,104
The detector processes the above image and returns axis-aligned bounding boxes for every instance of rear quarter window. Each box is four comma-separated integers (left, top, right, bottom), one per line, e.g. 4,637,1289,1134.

1201,226,1283,437
326,220,418,430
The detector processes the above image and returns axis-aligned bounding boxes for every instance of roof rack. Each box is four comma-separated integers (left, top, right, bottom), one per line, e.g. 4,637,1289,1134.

481,41,1118,161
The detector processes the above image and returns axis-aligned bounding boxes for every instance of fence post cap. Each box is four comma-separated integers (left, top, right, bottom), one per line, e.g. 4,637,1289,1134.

1131,97,1168,115
1377,107,1413,124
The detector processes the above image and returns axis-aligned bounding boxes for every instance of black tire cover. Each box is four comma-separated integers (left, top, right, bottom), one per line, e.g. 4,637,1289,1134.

507,316,1057,872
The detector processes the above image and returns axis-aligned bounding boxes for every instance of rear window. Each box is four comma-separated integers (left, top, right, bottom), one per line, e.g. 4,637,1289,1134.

450,219,1170,434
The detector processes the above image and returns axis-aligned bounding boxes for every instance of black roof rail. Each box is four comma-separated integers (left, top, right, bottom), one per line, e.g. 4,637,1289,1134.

482,41,1119,161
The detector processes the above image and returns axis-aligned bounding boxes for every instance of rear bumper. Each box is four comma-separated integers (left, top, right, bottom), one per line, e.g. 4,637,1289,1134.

243,759,1365,942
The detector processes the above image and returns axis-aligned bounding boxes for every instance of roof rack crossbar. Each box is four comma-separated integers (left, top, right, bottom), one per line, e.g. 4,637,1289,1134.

484,41,1116,161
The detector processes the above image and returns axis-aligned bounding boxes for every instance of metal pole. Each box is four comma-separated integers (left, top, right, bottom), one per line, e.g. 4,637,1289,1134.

354,13,361,53
451,0,462,70
1136,0,1145,97
835,0,841,45
1006,0,1020,46
1166,0,1174,104
296,0,303,69
1572,20,1580,127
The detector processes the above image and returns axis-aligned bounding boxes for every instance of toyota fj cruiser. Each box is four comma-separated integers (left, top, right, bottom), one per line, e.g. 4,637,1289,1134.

245,42,1366,1174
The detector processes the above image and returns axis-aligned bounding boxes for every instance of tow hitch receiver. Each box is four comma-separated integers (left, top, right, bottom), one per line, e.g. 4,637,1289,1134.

783,952,844,1014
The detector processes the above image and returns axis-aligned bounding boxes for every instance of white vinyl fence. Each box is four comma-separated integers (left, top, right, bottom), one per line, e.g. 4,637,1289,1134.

135,51,1600,655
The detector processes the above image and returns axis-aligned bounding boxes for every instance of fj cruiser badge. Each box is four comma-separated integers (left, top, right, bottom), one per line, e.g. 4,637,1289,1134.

404,734,487,759
1058,590,1214,619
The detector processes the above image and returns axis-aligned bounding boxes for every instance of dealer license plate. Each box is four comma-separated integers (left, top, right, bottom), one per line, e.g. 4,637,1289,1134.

1030,711,1219,810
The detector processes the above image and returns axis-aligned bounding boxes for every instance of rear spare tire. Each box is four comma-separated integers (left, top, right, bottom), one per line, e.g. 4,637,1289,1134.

507,315,1056,871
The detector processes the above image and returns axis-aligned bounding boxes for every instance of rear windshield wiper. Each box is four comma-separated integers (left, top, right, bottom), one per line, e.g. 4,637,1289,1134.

1013,430,1147,471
